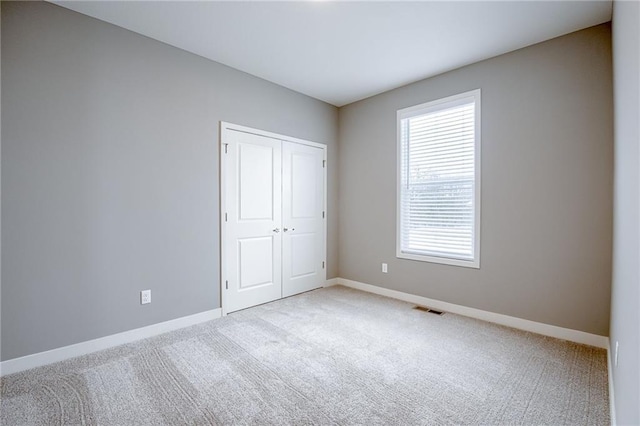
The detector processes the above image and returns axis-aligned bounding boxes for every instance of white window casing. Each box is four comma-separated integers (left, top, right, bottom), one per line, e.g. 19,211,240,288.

397,89,481,268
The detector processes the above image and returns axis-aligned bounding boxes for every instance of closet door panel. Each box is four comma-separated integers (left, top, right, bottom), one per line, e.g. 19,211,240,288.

224,130,282,313
282,141,325,297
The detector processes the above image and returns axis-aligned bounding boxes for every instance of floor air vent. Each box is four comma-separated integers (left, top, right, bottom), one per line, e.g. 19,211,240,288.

413,306,444,315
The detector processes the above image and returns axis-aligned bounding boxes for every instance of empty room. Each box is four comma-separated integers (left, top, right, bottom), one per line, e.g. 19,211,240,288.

1,0,638,425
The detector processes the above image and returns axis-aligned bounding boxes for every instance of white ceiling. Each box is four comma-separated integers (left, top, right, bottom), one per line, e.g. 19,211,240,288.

53,1,612,107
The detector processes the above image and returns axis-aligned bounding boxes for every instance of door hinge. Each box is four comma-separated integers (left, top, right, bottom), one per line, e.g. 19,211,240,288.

225,280,228,290
322,211,325,219
322,261,325,269
223,143,229,154
323,160,326,168
225,212,228,222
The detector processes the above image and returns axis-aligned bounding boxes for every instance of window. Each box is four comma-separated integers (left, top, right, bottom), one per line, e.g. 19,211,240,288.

397,89,481,268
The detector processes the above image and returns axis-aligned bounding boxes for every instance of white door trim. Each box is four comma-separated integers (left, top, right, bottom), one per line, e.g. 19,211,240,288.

221,122,327,151
219,122,327,316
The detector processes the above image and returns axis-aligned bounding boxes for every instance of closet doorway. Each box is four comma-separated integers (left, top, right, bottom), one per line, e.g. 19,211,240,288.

220,122,327,314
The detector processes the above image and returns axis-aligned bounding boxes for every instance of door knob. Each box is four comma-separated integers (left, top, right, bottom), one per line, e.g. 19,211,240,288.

273,228,280,233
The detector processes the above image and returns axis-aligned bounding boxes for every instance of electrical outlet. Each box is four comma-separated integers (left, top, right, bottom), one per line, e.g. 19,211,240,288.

382,263,388,273
614,341,619,367
140,289,151,305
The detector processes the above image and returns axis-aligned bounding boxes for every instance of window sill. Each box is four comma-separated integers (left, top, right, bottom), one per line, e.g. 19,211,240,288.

396,251,480,269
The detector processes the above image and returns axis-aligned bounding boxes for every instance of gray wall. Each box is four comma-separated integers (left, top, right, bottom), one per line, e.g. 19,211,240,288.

1,1,338,361
0,2,3,363
610,0,640,424
338,24,613,336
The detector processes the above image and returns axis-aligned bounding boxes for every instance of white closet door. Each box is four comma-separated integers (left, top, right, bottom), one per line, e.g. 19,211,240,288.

224,130,282,313
282,141,326,297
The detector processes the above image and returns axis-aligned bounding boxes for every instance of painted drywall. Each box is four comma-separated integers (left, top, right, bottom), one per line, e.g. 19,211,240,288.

338,24,613,336
1,1,338,361
0,2,3,365
610,0,640,424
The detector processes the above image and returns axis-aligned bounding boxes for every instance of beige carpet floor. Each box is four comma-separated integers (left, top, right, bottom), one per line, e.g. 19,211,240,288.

0,285,609,425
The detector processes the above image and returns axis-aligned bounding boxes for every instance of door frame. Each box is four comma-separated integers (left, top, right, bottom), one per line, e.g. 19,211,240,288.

219,121,327,316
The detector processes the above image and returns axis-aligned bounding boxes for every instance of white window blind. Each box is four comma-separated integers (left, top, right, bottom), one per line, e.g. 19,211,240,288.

397,90,480,268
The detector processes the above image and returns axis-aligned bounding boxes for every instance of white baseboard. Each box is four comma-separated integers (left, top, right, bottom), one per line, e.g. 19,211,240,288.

0,308,222,377
324,278,339,287
607,339,617,425
2,281,612,384
334,278,609,349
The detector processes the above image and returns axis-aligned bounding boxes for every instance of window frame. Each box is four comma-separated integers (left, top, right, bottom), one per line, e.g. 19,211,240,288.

396,89,481,269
